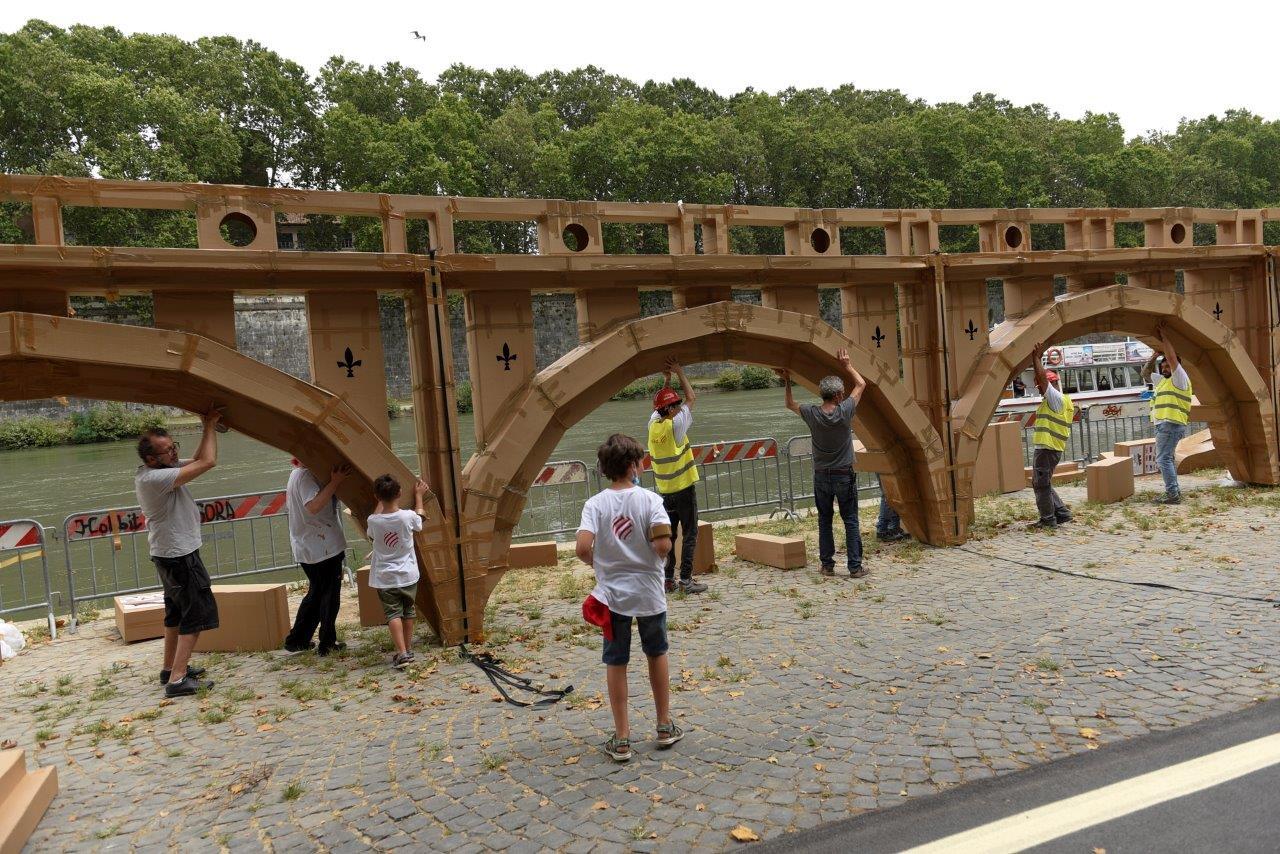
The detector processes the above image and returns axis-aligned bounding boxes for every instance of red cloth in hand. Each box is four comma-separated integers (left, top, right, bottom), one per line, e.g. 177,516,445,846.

581,594,613,641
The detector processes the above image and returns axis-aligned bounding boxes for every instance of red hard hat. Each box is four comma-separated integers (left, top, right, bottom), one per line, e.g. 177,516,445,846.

653,388,682,410
1045,370,1059,383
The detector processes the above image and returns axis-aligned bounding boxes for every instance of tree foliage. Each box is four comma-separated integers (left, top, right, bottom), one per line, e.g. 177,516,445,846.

5,19,1280,254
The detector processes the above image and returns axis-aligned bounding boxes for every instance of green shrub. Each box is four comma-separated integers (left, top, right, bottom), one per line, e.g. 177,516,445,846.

0,417,65,450
612,376,666,401
739,366,776,390
455,380,473,413
713,369,742,391
68,404,163,445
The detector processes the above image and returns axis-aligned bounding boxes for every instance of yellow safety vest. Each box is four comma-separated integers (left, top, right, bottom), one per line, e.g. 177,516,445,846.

647,418,699,495
1032,392,1075,452
1152,375,1192,425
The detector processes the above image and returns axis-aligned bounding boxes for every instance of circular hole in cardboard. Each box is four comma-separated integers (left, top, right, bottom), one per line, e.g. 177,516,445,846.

562,223,589,252
219,212,258,248
1169,222,1187,244
1003,225,1024,249
809,227,832,253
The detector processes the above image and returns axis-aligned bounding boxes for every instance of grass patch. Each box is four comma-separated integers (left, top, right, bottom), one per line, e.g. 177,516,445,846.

281,679,332,703
281,780,305,802
481,752,508,771
1033,656,1061,672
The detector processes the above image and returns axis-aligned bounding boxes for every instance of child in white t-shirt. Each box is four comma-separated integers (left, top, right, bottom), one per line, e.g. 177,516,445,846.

576,433,683,762
366,474,428,669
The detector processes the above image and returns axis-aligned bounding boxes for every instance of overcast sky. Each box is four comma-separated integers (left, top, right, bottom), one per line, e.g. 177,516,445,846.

13,1,1279,137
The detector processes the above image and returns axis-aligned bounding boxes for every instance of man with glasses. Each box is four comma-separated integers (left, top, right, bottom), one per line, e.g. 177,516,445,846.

134,410,223,697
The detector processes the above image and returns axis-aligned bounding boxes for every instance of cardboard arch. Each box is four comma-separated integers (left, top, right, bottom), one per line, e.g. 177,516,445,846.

0,311,459,641
951,285,1278,530
458,301,953,620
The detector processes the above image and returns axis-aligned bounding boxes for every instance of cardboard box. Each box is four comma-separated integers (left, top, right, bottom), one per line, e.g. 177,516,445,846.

975,421,1025,496
355,567,386,628
507,541,558,568
676,520,716,575
1176,428,1221,474
193,584,289,652
0,750,58,854
1051,469,1085,485
113,592,167,643
734,533,806,569
1115,438,1158,476
1086,455,1135,504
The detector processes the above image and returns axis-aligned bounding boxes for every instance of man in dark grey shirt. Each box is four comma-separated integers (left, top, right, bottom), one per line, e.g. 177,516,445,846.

779,349,868,577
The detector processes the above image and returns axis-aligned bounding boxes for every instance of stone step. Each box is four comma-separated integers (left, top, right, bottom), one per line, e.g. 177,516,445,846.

0,761,57,854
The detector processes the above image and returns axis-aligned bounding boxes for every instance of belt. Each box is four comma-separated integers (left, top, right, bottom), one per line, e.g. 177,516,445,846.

814,467,853,475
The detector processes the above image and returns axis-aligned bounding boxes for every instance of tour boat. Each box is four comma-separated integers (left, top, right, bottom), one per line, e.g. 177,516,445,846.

994,340,1155,425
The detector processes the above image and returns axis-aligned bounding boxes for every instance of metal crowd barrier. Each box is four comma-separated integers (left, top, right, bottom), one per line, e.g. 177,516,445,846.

783,435,882,514
62,489,354,630
1017,409,1210,467
642,437,788,520
513,460,595,541
0,519,56,637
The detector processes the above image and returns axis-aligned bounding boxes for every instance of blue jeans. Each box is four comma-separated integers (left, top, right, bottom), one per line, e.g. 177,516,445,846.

814,471,862,571
1155,421,1187,497
875,475,901,536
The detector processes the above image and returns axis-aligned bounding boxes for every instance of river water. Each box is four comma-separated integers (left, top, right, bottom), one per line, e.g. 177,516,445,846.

0,387,809,530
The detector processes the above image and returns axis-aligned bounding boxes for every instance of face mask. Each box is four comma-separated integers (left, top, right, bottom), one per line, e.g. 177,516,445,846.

631,474,641,487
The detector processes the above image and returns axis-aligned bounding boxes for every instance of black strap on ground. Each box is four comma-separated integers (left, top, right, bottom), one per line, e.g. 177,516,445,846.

458,645,574,708
955,545,1280,608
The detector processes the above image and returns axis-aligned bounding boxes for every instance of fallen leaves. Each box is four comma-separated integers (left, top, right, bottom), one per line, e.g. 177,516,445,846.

942,659,967,667
256,723,275,732
695,803,706,811
592,801,608,811
1101,668,1127,679
886,686,899,695
1079,727,1100,740
730,825,761,843
563,756,579,765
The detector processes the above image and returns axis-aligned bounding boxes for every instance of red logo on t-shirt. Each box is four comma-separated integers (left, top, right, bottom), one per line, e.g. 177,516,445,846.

382,530,400,550
611,515,634,540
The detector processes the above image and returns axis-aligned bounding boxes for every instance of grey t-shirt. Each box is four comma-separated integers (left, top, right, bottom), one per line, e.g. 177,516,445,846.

134,463,201,559
799,398,857,470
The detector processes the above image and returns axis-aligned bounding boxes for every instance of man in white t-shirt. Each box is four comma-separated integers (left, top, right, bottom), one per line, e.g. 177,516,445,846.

1142,324,1194,503
366,474,428,668
283,460,350,656
133,411,222,697
576,433,683,763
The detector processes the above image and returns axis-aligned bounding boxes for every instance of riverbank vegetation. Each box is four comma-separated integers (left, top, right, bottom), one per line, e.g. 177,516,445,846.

0,404,164,450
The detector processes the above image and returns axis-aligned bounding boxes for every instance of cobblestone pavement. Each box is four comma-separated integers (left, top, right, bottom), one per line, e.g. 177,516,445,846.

5,473,1279,852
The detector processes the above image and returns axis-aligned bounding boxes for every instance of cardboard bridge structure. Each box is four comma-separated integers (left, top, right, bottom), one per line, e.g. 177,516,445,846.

3,174,1280,644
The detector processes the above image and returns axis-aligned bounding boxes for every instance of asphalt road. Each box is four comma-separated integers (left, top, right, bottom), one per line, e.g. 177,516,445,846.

761,697,1280,854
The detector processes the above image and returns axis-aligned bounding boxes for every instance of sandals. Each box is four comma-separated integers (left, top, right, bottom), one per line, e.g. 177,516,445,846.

603,734,632,762
655,721,684,748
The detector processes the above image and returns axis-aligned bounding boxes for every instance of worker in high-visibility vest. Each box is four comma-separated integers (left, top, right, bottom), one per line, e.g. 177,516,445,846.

647,358,708,594
1029,342,1074,529
1142,324,1192,504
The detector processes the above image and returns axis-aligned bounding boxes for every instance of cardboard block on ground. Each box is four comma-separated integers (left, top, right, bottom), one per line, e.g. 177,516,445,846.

973,421,1025,496
0,750,58,854
507,541,559,569
734,533,806,569
113,592,166,643
193,584,289,652
1176,429,1221,474
676,520,716,575
1086,455,1135,504
1051,469,1085,485
1115,438,1158,476
355,567,385,628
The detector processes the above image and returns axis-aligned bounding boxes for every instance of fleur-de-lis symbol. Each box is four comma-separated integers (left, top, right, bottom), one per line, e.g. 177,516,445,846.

964,319,979,340
871,326,886,348
497,342,517,371
1213,301,1223,321
337,347,362,378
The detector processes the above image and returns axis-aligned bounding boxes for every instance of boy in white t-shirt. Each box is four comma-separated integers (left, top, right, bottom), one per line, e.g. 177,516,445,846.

365,474,428,669
576,433,683,762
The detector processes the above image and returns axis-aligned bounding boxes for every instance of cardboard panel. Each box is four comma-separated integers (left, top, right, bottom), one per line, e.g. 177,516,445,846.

30,197,64,246
897,280,944,432
1115,438,1158,475
979,220,1030,253
154,291,237,348
675,520,715,575
114,593,166,644
355,566,387,627
507,541,559,568
840,283,901,375
575,287,640,343
761,285,820,316
305,290,391,442
1087,455,1135,503
1064,217,1113,250
1176,428,1222,474
0,290,69,316
945,278,990,398
672,286,733,309
0,756,57,854
1001,276,1055,320
1126,270,1177,292
193,584,290,652
734,533,806,569
465,289,536,448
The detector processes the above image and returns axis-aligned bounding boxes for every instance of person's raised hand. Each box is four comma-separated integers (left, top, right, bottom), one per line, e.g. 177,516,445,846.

203,407,223,428
329,463,352,485
414,478,430,497
664,356,682,373
836,348,850,366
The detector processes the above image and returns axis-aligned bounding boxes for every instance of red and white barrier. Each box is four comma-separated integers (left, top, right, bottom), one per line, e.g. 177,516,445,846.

641,438,778,470
533,461,588,486
0,521,41,551
65,490,288,543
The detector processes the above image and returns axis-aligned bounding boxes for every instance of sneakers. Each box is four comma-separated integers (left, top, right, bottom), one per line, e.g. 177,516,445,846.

1161,493,1182,505
164,674,213,698
159,664,204,685
1028,519,1057,530
820,564,836,577
849,566,868,579
603,734,632,762
876,529,910,543
655,721,684,748
678,578,708,594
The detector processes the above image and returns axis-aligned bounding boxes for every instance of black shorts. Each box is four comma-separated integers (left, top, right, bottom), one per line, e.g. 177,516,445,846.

152,550,220,635
602,612,669,666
